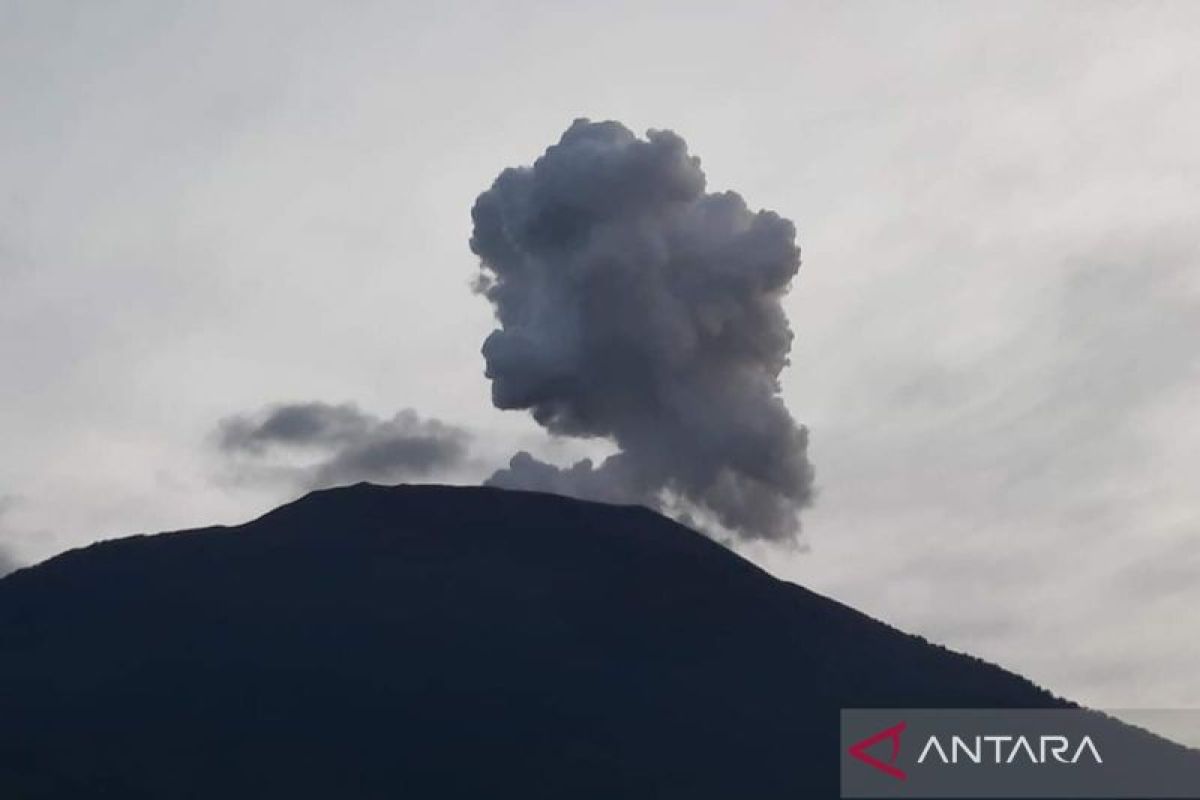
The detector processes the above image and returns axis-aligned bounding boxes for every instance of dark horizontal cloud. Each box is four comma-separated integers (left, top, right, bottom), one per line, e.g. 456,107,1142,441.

216,402,470,489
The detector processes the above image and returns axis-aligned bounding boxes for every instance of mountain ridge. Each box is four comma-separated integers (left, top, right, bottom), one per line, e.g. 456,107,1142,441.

0,483,1187,799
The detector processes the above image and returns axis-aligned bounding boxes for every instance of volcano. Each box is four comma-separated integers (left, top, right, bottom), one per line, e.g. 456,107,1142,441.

0,484,1190,798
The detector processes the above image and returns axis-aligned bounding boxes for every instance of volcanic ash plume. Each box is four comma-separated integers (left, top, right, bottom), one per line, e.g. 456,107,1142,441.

470,119,814,542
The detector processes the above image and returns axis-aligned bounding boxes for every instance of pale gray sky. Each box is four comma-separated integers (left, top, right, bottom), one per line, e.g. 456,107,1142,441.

1,0,1197,710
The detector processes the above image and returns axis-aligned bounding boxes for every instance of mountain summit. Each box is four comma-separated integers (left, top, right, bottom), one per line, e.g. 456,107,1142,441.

0,484,1181,798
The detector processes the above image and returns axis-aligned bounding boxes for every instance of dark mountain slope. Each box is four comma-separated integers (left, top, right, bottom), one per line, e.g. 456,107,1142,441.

0,484,1171,798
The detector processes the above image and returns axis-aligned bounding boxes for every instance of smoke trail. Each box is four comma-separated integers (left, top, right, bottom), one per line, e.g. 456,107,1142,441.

217,402,471,489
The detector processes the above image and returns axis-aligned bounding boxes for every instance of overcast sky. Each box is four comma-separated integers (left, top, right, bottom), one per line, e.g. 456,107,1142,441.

2,0,1197,711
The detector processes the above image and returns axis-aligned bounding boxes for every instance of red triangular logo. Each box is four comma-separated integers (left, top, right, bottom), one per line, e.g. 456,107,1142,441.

848,721,908,781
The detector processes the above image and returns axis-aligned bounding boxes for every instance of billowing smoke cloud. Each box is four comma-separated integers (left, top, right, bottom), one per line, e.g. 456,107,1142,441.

471,119,814,542
217,402,470,488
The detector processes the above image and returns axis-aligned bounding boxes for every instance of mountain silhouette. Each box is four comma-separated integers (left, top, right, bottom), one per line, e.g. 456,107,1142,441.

0,484,1191,798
